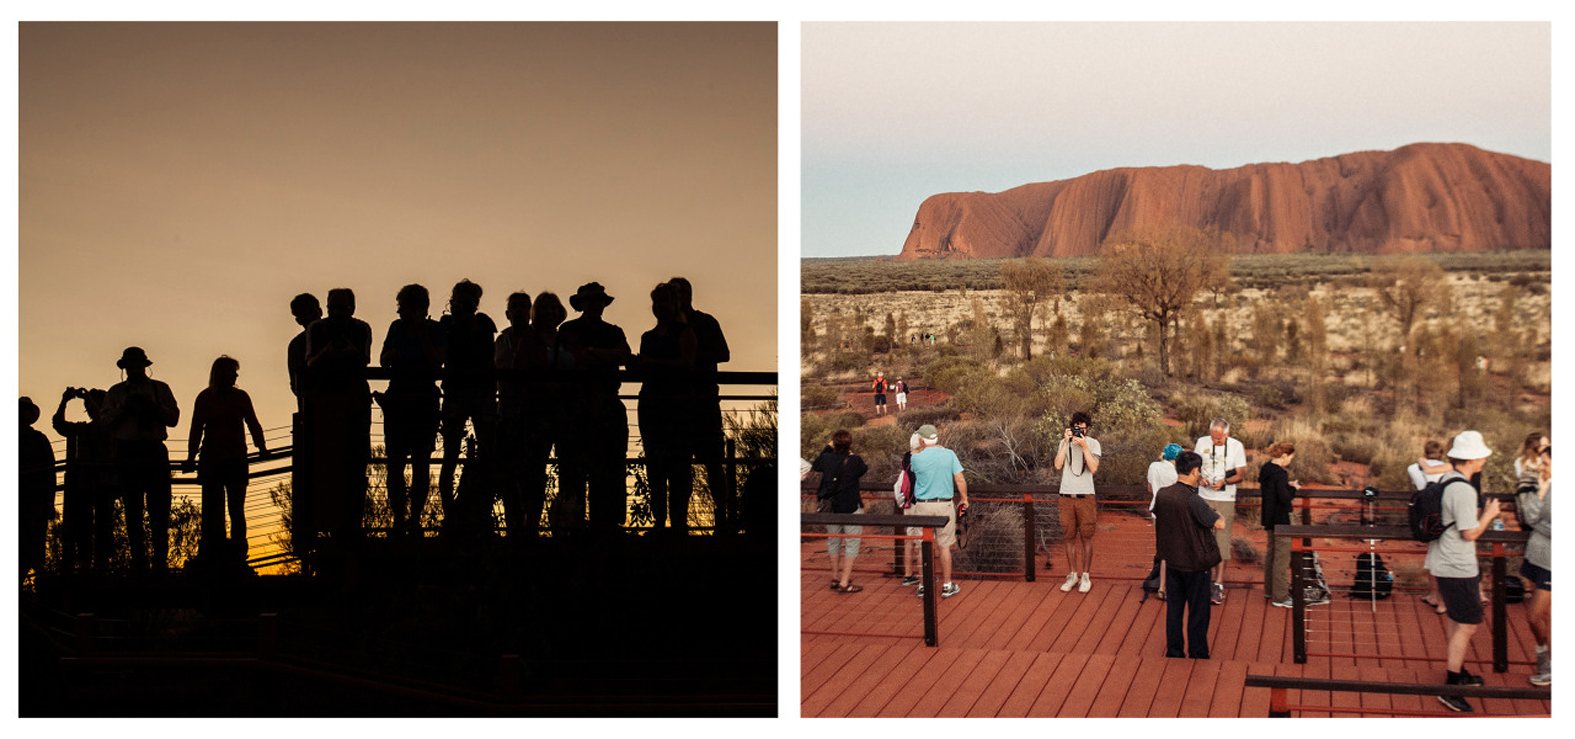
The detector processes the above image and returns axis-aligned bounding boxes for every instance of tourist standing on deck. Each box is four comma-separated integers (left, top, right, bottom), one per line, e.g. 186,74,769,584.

381,284,445,537
812,429,868,593
19,398,57,580
559,282,631,532
1194,418,1246,604
1152,451,1224,659
1517,445,1551,687
1428,431,1502,712
183,356,268,566
1258,442,1300,607
1055,411,1102,593
100,347,180,571
908,424,969,599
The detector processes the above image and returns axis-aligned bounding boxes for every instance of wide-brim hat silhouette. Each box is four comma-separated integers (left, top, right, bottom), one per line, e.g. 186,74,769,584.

116,346,153,369
569,282,615,311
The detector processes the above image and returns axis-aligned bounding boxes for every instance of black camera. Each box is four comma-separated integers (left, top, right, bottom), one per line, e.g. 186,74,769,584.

67,387,89,400
1071,427,1085,438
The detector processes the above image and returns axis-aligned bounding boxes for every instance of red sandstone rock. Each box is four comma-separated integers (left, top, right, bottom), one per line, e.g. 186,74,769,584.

897,143,1550,259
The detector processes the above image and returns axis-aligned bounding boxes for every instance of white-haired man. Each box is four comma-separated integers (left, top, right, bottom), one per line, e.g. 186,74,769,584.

908,424,969,598
1194,418,1246,605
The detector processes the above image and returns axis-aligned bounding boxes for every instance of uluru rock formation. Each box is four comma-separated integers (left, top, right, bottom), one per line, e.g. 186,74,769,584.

897,143,1550,259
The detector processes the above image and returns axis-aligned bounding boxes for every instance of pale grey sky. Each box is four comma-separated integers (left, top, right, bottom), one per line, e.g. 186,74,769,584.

803,22,1551,257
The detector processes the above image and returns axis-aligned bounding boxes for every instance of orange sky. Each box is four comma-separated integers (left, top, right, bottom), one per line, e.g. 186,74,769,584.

19,22,777,439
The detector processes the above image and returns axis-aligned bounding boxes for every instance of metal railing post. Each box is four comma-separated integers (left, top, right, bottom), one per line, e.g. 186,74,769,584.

921,529,938,647
1492,542,1508,673
1291,545,1307,664
891,519,904,577
1023,493,1036,583
1269,686,1291,718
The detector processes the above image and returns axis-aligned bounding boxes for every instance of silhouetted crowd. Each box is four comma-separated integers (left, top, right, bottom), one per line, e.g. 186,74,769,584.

18,277,736,579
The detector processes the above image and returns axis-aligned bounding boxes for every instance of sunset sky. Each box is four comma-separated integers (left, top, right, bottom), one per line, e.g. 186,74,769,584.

20,22,777,441
802,22,1551,257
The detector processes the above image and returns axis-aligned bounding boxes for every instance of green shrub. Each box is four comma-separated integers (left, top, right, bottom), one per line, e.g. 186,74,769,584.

801,385,840,410
896,403,962,428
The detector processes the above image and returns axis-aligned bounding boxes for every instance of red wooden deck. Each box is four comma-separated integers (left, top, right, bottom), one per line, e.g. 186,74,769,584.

801,527,1551,717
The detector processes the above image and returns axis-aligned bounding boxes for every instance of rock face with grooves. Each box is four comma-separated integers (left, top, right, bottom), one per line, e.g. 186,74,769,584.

896,143,1550,259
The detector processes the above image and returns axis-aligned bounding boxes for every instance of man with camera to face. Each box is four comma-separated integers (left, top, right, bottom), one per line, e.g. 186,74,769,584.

1194,418,1246,604
53,386,115,571
1055,411,1101,593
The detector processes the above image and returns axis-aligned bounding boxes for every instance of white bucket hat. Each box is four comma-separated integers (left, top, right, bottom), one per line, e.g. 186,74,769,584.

1447,430,1493,460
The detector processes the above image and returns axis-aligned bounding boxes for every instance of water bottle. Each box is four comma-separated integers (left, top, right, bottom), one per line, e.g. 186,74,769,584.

1492,517,1506,532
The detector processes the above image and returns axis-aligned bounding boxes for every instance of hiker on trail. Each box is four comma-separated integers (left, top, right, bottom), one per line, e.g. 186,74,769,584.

668,276,734,533
894,378,909,412
183,356,268,566
437,279,498,519
871,371,888,416
1516,445,1551,687
635,282,697,533
380,284,445,537
1055,411,1102,593
1411,440,1452,616
53,387,115,572
19,397,57,581
908,424,969,599
1428,430,1502,712
558,281,631,532
1152,451,1224,660
1194,418,1246,605
812,429,868,593
100,346,180,571
1258,442,1300,608
1145,442,1183,599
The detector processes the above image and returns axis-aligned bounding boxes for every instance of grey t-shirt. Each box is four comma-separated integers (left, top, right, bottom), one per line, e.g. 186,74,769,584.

1424,475,1481,579
1057,436,1102,495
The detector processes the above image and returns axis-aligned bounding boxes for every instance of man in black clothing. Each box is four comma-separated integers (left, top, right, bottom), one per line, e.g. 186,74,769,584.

99,347,181,571
559,282,631,531
287,292,321,559
305,289,373,546
1153,451,1225,659
667,277,733,531
437,279,498,520
19,398,57,580
52,387,115,571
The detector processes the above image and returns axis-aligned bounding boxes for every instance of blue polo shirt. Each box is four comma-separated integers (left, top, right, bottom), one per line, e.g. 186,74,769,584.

911,445,964,500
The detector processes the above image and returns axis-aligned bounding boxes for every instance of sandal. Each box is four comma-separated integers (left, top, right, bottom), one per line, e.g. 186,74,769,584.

835,583,863,594
829,579,840,591
1420,594,1448,614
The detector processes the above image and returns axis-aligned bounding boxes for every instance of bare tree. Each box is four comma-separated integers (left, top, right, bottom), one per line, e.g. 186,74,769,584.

1372,256,1449,343
1000,258,1064,360
1092,225,1231,376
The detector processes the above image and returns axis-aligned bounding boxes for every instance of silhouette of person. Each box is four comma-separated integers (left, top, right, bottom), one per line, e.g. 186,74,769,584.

437,279,498,523
52,387,115,572
287,292,322,562
558,282,631,532
379,284,445,538
524,293,575,537
667,277,733,532
493,291,536,538
19,397,57,581
635,283,697,534
98,347,180,571
305,289,373,548
182,356,268,568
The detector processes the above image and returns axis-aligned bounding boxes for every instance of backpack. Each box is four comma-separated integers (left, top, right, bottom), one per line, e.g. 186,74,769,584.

1349,552,1394,600
892,452,915,509
1409,477,1460,542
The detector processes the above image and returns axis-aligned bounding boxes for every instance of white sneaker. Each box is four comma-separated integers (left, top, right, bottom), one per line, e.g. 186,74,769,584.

1078,572,1092,593
1060,572,1079,592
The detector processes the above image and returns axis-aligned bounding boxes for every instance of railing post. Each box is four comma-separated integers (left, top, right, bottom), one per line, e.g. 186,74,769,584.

725,437,738,532
75,613,95,655
1492,542,1508,673
1291,545,1307,664
1300,495,1311,527
1269,686,1290,718
1023,494,1036,583
921,529,938,647
891,520,904,577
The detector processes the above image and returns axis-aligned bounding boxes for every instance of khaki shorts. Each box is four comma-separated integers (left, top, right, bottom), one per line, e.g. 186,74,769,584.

906,500,957,550
1206,498,1236,561
1059,495,1098,538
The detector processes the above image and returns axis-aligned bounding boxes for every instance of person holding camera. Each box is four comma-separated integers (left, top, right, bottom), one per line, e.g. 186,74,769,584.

99,346,180,571
1055,411,1101,593
1516,445,1551,687
53,386,115,572
1194,418,1246,605
1153,451,1225,659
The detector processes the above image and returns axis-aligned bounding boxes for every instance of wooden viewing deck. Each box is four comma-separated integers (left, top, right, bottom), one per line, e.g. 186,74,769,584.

800,513,1551,718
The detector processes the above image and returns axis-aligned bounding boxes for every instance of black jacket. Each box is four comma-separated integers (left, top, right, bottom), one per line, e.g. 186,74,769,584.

1259,461,1296,531
812,449,868,514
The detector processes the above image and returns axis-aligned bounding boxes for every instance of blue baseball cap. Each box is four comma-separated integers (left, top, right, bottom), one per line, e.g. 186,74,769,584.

1162,443,1184,461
